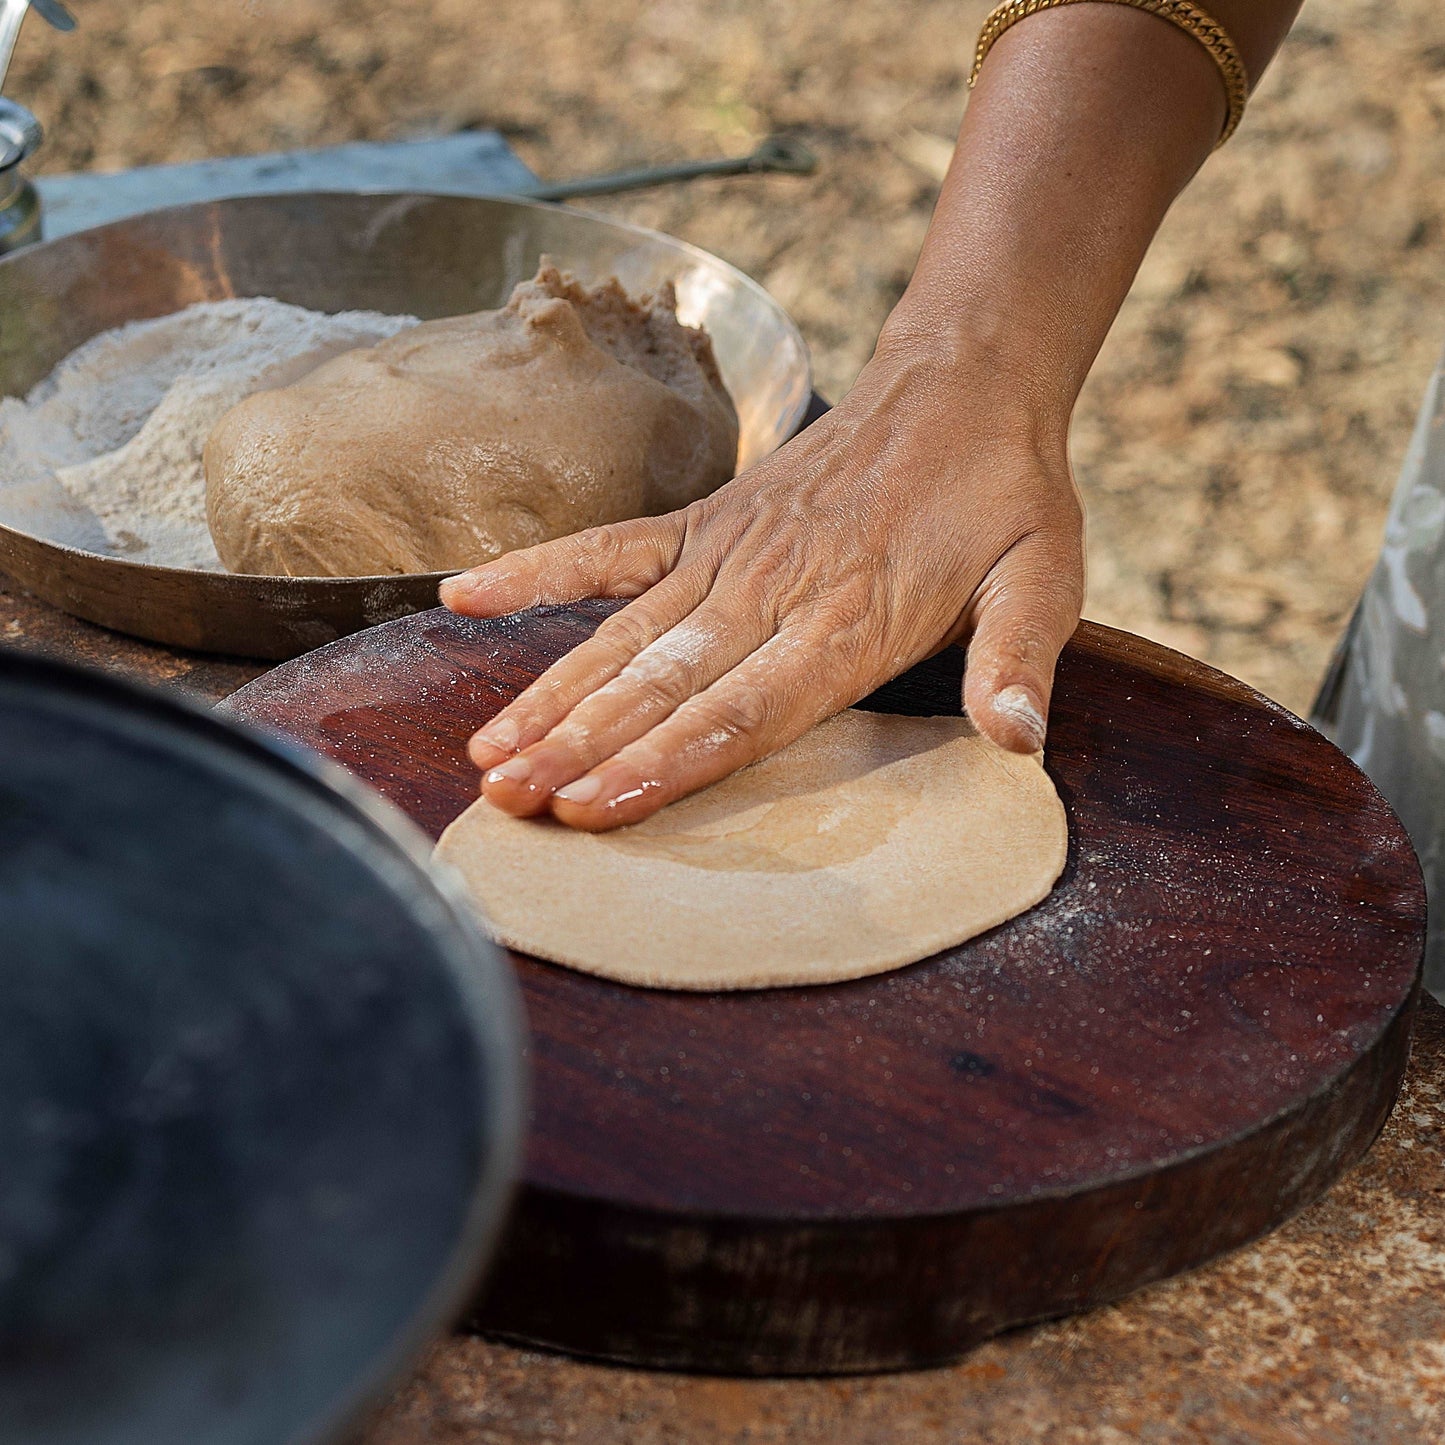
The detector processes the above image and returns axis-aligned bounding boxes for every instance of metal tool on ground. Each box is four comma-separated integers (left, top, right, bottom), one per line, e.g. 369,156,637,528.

27,131,815,242
0,0,809,255
520,133,817,202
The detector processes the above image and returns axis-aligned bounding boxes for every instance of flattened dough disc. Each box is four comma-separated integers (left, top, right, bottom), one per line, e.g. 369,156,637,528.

434,709,1068,990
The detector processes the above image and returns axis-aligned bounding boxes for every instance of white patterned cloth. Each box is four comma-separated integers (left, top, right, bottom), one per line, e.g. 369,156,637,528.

1318,348,1445,998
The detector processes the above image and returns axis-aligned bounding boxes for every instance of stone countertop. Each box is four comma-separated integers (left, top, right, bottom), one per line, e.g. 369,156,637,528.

3,574,1441,1442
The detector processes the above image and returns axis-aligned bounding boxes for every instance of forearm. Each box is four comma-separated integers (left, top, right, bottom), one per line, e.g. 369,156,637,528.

881,0,1303,429
443,3,1312,819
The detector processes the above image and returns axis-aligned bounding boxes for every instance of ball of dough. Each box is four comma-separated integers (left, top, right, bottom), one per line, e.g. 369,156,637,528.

203,265,739,577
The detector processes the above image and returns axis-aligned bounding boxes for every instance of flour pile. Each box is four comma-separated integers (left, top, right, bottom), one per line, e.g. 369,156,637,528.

0,299,417,570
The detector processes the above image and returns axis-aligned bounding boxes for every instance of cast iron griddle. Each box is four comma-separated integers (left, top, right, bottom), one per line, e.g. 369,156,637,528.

222,603,1425,1374
0,649,523,1444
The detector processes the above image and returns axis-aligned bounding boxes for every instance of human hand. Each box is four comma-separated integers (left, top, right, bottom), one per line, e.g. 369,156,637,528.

439,340,1085,832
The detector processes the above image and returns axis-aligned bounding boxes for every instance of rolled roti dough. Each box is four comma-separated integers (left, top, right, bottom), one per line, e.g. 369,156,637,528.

434,709,1068,990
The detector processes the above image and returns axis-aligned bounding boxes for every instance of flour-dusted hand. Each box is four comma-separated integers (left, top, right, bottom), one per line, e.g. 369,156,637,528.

441,0,1300,832
439,334,1084,831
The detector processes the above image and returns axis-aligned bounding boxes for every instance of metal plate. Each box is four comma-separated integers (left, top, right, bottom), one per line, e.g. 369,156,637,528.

0,648,524,1443
0,191,812,657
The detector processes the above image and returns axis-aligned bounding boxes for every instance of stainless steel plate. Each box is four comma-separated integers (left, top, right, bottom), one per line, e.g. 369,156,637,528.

0,191,812,657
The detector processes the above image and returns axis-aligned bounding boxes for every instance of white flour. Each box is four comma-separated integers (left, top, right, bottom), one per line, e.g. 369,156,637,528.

0,298,417,570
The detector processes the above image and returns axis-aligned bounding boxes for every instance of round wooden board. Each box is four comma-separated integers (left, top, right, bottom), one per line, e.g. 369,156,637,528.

221,603,1424,1375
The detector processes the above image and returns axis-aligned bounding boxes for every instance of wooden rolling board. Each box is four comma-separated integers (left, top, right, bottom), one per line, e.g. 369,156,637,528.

221,603,1425,1375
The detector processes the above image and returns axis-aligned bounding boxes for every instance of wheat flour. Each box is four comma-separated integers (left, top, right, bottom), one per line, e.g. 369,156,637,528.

0,298,417,570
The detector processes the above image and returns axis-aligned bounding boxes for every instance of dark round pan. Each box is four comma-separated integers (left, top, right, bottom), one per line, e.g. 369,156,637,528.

0,647,524,1445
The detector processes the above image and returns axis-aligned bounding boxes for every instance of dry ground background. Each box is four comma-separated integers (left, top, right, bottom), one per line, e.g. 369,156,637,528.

8,0,1445,712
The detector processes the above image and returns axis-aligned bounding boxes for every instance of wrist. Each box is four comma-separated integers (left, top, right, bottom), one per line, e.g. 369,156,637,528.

868,298,1076,448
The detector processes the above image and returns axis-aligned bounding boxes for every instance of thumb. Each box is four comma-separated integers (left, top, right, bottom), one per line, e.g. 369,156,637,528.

961,534,1084,753
439,514,685,618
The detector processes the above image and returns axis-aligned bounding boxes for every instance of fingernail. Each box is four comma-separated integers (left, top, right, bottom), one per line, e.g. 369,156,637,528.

554,774,605,805
993,684,1046,749
477,716,519,752
485,756,533,785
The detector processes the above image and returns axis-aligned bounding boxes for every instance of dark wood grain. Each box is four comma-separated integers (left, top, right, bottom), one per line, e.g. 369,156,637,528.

222,605,1425,1373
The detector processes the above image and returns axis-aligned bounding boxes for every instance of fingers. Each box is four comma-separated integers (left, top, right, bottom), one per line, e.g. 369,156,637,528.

466,570,709,773
962,530,1084,754
477,599,771,816
547,632,837,831
439,514,685,618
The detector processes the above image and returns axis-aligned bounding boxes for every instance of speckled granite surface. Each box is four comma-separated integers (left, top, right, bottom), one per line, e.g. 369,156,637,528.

365,996,1445,1444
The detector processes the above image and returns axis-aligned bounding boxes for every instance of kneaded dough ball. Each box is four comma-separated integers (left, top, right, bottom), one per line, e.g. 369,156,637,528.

203,264,739,576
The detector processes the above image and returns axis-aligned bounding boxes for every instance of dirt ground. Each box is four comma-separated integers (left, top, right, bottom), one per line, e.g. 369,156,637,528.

8,0,1445,712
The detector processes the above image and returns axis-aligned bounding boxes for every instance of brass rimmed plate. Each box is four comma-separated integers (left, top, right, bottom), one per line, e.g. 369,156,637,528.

0,192,811,658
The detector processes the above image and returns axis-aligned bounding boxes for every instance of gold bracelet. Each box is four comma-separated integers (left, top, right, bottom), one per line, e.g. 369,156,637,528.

969,0,1249,147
